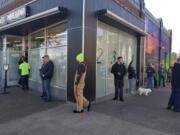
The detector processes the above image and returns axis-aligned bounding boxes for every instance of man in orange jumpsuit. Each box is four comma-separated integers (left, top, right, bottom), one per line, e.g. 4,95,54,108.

73,53,91,113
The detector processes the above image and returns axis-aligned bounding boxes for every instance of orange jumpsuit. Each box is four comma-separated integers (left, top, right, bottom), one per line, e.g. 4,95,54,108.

74,63,89,112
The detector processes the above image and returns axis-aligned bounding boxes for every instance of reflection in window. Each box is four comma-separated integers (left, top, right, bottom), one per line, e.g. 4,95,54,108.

96,21,137,98
128,0,140,9
6,36,22,51
0,37,3,51
29,49,45,81
31,31,45,49
47,46,67,88
47,23,67,47
28,23,68,89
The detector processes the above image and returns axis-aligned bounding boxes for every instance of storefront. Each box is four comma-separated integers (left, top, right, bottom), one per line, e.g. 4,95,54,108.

145,9,172,71
96,21,137,98
0,0,79,101
0,0,146,101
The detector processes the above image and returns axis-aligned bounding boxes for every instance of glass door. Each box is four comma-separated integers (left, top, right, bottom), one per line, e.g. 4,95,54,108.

6,35,22,86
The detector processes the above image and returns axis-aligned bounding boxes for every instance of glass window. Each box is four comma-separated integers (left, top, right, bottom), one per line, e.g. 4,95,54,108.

128,0,140,9
31,30,45,49
47,46,67,88
29,49,45,81
8,51,20,81
46,23,68,88
47,23,67,47
6,36,22,51
0,37,3,51
0,50,3,83
29,23,68,89
96,21,137,98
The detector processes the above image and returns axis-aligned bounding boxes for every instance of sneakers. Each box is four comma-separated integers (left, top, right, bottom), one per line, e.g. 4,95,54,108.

112,97,118,100
73,110,84,113
87,103,91,112
120,99,124,102
166,106,171,110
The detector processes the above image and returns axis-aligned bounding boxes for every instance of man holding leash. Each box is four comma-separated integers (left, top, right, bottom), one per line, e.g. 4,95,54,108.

111,57,127,101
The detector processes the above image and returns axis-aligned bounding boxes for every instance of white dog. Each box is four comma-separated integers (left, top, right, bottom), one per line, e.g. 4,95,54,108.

138,87,152,96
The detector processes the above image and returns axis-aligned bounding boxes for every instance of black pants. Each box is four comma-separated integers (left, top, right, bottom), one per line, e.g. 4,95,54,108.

154,76,158,88
168,89,175,107
114,79,124,100
159,75,165,87
21,75,29,90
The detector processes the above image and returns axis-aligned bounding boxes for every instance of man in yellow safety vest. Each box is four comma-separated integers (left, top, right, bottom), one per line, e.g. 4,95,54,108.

19,58,30,91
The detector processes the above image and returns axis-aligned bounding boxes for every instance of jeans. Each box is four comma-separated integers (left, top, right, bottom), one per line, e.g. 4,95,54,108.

129,78,136,94
42,79,51,101
114,79,124,100
154,76,158,88
147,76,154,90
21,75,29,90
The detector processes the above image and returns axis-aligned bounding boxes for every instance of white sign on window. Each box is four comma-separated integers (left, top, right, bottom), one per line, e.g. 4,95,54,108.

0,16,6,26
7,7,27,23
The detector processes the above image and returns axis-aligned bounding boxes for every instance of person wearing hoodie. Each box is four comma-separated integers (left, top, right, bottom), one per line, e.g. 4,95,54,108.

73,53,91,113
167,58,180,112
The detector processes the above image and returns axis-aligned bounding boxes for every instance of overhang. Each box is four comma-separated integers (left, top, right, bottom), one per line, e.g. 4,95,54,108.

96,9,147,36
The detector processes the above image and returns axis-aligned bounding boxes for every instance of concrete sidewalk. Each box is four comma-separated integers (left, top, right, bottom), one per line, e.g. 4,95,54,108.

0,85,179,135
0,87,62,124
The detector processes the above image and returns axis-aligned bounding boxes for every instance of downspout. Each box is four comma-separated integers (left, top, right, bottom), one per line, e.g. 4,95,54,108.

158,19,163,71
169,30,172,66
82,0,85,54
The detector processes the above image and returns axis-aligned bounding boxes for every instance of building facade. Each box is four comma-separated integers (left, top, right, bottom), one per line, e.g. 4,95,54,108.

0,0,170,102
145,9,172,73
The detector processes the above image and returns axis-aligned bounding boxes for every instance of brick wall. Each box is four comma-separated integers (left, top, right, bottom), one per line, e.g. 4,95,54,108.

113,0,145,20
0,0,33,15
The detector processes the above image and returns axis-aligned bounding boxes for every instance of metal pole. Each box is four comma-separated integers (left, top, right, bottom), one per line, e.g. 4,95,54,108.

2,69,9,94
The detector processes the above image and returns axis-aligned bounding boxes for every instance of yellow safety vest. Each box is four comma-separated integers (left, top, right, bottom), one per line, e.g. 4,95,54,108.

19,62,30,76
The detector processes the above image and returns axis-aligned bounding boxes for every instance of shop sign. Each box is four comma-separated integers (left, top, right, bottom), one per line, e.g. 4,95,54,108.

7,6,27,23
0,6,29,27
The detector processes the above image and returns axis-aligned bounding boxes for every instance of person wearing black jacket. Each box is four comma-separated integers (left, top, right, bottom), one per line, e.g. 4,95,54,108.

40,55,54,102
111,57,127,101
128,61,136,94
146,64,155,90
159,64,166,87
167,58,180,112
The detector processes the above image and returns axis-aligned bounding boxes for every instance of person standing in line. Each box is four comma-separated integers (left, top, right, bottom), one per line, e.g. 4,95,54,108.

40,55,54,102
167,66,173,83
152,63,158,88
111,57,127,101
146,63,155,90
167,58,180,112
159,64,166,87
128,61,136,94
19,58,30,91
73,53,90,113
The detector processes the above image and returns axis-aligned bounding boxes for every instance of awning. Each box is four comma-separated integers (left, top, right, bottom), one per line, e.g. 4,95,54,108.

0,7,67,33
96,9,147,36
